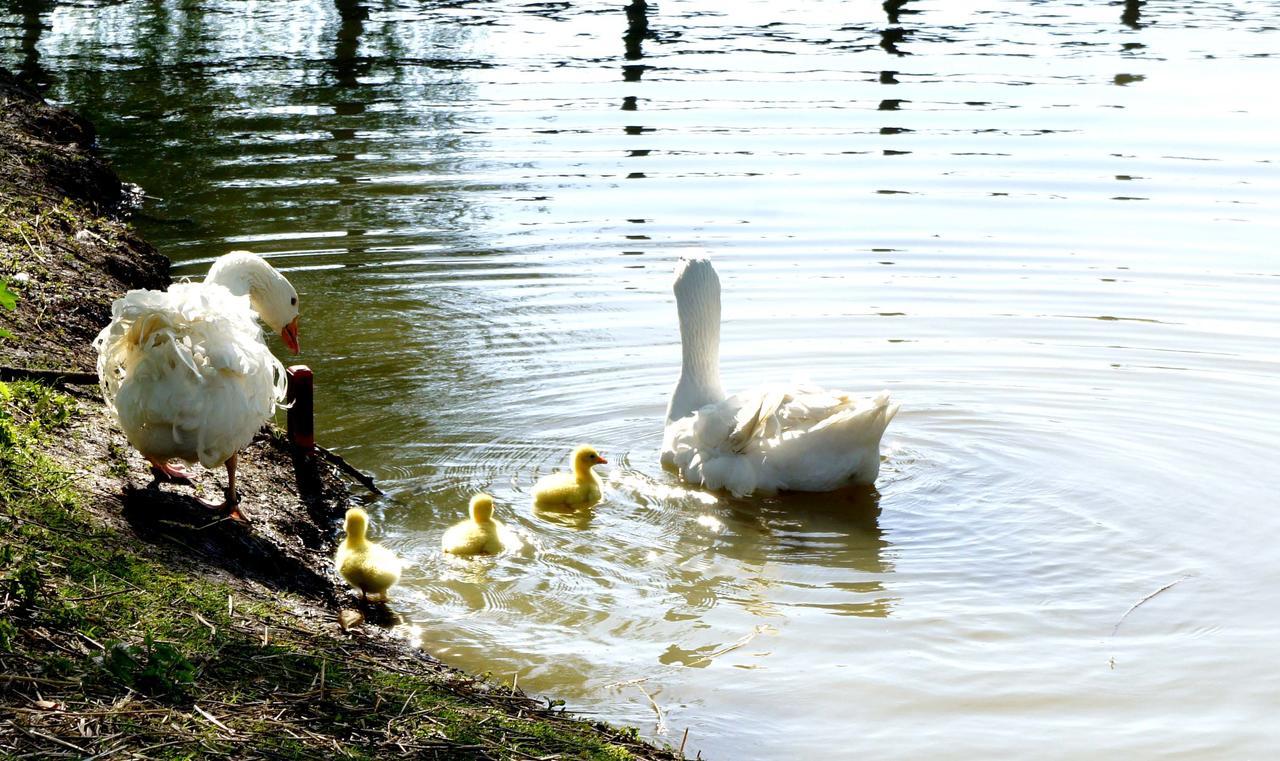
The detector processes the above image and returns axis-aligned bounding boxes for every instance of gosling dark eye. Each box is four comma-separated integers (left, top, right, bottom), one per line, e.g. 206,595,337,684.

290,297,297,306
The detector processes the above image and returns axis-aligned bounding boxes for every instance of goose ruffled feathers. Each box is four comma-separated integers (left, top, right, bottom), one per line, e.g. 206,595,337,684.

660,256,898,498
93,250,300,521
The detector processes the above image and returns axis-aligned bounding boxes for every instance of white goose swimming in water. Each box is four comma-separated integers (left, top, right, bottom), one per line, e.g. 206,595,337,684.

660,257,898,498
94,251,300,521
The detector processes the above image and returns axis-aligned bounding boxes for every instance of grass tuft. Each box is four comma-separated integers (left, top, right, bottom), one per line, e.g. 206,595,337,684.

0,379,678,759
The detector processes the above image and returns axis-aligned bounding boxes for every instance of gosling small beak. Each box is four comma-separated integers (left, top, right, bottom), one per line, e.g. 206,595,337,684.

597,456,609,465
281,317,300,354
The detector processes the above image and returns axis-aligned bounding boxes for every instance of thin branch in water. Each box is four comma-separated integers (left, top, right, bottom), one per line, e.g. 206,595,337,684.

687,624,771,667
632,682,666,734
317,444,384,495
601,676,650,691
1111,576,1192,636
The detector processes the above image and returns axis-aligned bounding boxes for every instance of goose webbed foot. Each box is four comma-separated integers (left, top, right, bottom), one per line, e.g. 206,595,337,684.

196,454,249,523
148,458,195,484
196,489,249,523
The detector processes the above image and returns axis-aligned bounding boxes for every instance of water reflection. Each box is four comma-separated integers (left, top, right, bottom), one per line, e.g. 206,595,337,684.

616,472,896,625
10,0,1280,758
883,0,919,25
532,501,596,530
623,0,650,61
1122,0,1145,29
879,27,909,57
11,0,51,91
331,0,367,89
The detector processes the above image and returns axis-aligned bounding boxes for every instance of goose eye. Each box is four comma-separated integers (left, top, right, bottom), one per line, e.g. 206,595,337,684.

290,296,297,306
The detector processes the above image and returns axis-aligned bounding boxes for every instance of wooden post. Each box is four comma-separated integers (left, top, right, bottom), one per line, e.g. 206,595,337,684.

286,365,315,456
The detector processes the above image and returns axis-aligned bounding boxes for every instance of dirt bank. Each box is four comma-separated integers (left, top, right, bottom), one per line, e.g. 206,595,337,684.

0,66,349,606
0,67,681,760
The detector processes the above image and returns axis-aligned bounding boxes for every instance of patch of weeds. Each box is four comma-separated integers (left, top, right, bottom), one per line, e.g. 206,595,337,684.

3,559,42,606
106,439,130,478
0,277,15,339
96,633,197,701
0,615,16,652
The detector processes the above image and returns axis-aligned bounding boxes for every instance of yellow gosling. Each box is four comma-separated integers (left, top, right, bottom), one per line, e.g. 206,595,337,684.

532,445,607,510
441,493,507,556
335,507,402,603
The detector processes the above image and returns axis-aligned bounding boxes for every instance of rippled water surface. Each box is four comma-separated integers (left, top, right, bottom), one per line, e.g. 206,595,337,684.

6,0,1280,756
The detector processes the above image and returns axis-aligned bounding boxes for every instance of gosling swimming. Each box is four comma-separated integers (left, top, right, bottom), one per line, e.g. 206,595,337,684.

532,445,607,510
442,493,507,556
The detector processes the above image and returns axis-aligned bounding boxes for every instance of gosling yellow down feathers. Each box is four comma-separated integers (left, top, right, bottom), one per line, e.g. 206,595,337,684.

335,507,402,602
532,445,607,510
441,493,507,556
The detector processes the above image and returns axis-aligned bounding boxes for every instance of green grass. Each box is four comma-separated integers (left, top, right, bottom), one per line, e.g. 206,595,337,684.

0,380,674,759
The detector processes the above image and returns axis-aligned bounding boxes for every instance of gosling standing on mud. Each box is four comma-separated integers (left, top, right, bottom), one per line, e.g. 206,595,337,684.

335,507,402,602
532,445,607,510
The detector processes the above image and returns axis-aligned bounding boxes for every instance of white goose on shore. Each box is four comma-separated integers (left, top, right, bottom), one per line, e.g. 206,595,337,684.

660,256,897,498
94,251,300,521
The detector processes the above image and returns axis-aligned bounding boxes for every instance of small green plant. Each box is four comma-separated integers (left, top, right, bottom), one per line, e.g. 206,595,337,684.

1,555,43,608
0,616,17,652
0,278,15,339
106,440,130,478
99,633,197,700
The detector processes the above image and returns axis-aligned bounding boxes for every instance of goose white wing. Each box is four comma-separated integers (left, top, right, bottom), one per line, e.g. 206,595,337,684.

94,282,286,469
662,384,898,497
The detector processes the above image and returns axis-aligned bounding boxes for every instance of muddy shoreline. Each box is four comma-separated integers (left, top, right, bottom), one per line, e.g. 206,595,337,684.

0,66,354,604
0,67,679,759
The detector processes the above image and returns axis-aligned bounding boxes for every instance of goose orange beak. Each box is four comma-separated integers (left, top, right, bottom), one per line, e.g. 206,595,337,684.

281,317,300,354
597,456,609,465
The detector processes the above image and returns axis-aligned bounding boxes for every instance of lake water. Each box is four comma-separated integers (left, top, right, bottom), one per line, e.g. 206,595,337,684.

6,0,1280,757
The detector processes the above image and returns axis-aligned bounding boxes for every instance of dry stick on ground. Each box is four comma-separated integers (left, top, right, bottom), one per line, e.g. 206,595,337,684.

1111,576,1192,636
0,366,99,385
193,705,234,734
6,721,90,755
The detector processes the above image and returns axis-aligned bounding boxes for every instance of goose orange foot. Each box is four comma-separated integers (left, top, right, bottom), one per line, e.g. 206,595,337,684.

148,457,195,483
195,454,250,523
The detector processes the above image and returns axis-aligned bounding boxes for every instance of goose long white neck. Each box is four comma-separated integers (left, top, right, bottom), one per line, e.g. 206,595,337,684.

205,251,273,303
666,257,726,423
203,251,298,337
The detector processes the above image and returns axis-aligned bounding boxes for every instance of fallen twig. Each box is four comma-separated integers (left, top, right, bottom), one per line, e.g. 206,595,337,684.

1112,576,1192,636
632,682,666,734
0,366,99,385
65,588,132,603
6,720,90,754
0,674,79,687
193,704,234,734
686,624,770,667
316,444,385,495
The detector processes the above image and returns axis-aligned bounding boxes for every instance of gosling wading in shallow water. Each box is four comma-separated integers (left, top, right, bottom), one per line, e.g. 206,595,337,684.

441,493,507,556
335,507,402,602
532,445,608,510
93,251,301,522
